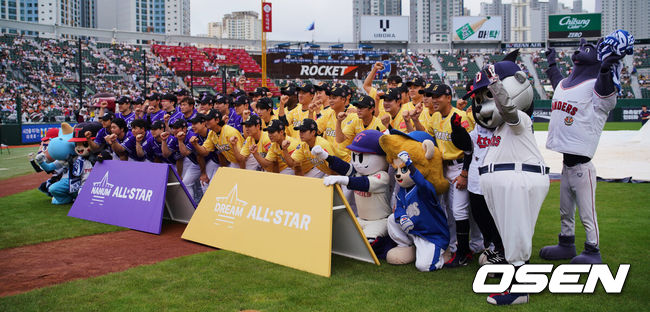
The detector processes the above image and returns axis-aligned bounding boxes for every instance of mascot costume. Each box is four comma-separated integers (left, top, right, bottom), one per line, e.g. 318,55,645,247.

464,58,549,305
540,32,634,264
312,130,391,243
378,130,449,272
36,122,108,204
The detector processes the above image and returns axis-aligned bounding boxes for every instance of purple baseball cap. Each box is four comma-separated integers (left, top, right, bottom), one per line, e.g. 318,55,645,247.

463,61,522,99
346,130,385,155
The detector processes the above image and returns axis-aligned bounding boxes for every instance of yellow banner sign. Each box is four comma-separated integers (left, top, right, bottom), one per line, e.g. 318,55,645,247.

182,168,377,277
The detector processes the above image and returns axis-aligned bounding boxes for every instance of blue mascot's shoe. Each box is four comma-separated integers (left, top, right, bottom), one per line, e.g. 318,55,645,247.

487,291,529,305
539,234,576,260
570,242,602,264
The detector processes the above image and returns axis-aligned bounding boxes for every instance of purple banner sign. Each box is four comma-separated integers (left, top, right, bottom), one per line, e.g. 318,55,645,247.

68,160,182,234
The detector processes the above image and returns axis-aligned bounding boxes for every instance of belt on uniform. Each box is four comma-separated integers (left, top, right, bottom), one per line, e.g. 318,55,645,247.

478,163,550,175
443,158,464,166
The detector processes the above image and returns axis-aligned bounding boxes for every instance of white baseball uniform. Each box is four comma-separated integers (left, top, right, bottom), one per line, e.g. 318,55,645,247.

480,110,550,266
546,78,616,247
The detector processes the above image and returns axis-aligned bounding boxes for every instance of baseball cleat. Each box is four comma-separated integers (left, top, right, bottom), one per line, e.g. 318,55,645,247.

487,291,529,305
444,252,472,268
478,249,508,266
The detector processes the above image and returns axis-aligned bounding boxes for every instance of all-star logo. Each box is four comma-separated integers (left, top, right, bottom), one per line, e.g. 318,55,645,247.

90,172,115,205
564,116,574,126
213,184,248,228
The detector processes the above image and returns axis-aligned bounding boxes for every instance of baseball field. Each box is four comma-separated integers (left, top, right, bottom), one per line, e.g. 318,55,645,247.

0,125,648,311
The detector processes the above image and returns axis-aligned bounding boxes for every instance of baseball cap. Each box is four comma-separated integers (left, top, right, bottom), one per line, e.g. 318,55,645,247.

230,89,246,98
326,84,349,97
42,127,59,141
115,95,132,105
100,111,114,121
293,118,318,132
396,82,409,93
205,108,223,121
170,119,188,129
199,93,214,105
162,93,178,103
296,81,315,93
379,88,402,101
147,93,162,101
463,62,522,99
248,87,270,97
241,114,262,127
151,120,166,130
421,83,452,97
175,89,191,96
69,122,102,142
233,95,250,106
387,75,402,84
265,119,285,133
346,130,385,155
256,97,274,110
133,97,145,105
214,93,229,104
314,81,331,92
189,113,207,124
352,95,375,109
406,77,426,87
280,84,297,96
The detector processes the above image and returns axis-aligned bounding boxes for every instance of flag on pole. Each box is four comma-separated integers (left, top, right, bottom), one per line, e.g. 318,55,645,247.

306,22,315,31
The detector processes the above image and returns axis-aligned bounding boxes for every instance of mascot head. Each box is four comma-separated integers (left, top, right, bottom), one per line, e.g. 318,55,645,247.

379,130,448,194
346,130,387,176
572,38,599,66
44,123,76,161
69,122,102,157
464,50,533,129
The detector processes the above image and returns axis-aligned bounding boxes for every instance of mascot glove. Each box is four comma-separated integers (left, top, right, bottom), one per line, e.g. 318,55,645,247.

311,145,329,161
34,152,47,164
545,48,557,66
397,151,412,167
487,80,519,124
399,215,414,233
323,175,349,186
601,53,625,71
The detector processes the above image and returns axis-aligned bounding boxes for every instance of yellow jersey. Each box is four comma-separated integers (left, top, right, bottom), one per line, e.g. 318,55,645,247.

418,107,438,136
431,107,474,160
265,135,302,173
292,136,335,175
341,115,387,147
241,131,272,159
388,104,411,133
285,104,311,139
202,125,244,165
367,87,386,117
316,109,355,162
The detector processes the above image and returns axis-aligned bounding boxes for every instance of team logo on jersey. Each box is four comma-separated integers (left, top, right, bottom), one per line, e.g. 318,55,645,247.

564,116,574,126
476,135,501,148
552,100,579,116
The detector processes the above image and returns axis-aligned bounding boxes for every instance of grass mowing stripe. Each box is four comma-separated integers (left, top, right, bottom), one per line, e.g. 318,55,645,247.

0,189,124,249
0,182,647,311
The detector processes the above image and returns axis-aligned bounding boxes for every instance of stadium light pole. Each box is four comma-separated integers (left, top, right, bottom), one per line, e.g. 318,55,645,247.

143,50,148,96
190,59,194,96
77,38,83,108
261,0,268,87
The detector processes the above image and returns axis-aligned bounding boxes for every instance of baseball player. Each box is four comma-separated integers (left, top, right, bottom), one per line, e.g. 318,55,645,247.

313,84,354,161
176,114,219,196
115,96,135,129
379,88,411,133
139,120,169,163
405,77,426,109
254,97,277,129
192,108,244,170
540,37,630,264
285,118,334,177
103,118,131,160
428,83,483,268
363,62,402,117
235,115,272,171
118,118,151,162
228,95,252,134
145,93,166,123
253,119,299,174
279,82,313,139
337,95,386,147
169,97,198,127
87,112,113,154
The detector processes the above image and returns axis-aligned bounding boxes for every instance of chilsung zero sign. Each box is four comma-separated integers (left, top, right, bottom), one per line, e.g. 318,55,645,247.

549,13,601,39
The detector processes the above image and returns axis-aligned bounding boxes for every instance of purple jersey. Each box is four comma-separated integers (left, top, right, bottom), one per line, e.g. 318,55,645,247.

116,111,136,129
148,110,166,123
188,130,218,165
228,107,243,133
169,109,197,129
121,131,150,161
94,127,109,146
164,135,185,163
142,136,175,164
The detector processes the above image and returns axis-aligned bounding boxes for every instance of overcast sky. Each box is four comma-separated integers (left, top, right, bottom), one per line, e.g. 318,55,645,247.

190,0,595,41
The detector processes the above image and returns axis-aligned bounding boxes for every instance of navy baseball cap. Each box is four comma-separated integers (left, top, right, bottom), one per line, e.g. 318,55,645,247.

327,84,349,97
162,93,178,103
297,81,315,93
116,95,132,104
151,120,166,130
230,89,246,98
257,97,274,110
406,77,426,87
463,62,522,99
233,95,250,106
421,83,452,97
147,93,162,101
199,93,214,105
352,95,375,108
379,88,402,101
189,113,207,124
248,87,269,97
314,82,331,92
346,130,385,155
170,119,188,129
241,114,262,127
175,89,191,96
205,108,223,121
265,119,285,132
214,93,229,104
293,118,318,132
280,84,297,96
100,111,114,121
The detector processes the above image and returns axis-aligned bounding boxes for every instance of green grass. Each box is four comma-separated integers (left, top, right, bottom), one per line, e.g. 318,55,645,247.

533,121,642,132
0,182,648,311
0,189,124,249
0,146,40,180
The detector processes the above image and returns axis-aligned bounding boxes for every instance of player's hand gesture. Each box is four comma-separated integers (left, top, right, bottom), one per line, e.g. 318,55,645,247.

249,143,258,154
100,101,108,108
176,131,186,141
311,145,329,160
281,139,291,151
105,134,116,145
337,111,348,122
163,113,171,123
84,130,93,140
280,95,289,106
229,136,238,146
373,62,384,72
189,136,199,145
456,99,468,110
160,132,170,141
147,105,155,114
134,107,143,116
242,110,251,120
200,173,209,184
402,108,411,121
380,114,391,128
136,134,144,143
